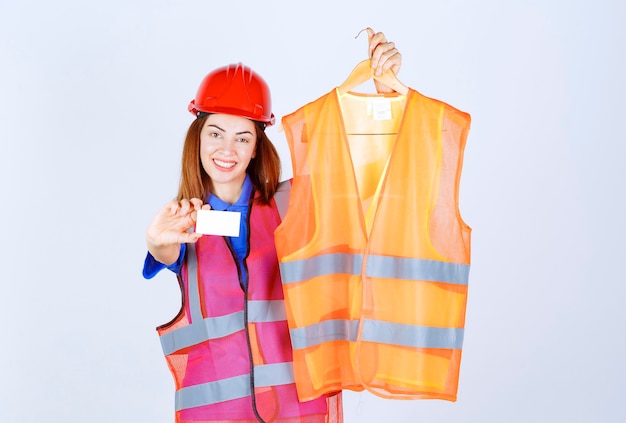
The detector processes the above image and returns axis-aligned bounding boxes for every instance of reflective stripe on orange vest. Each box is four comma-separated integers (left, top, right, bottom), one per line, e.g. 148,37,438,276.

280,253,469,285
289,319,464,350
281,253,468,350
276,88,471,402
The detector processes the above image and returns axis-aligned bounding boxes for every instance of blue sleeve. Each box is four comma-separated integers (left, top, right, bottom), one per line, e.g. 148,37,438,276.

142,244,186,279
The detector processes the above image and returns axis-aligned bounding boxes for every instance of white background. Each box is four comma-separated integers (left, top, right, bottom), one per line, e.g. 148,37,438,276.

1,1,625,422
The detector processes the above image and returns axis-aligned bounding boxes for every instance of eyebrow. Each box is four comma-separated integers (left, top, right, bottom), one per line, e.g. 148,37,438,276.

207,124,254,136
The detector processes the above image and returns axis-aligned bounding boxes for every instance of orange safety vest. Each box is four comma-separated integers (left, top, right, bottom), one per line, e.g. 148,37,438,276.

157,190,341,422
275,88,471,402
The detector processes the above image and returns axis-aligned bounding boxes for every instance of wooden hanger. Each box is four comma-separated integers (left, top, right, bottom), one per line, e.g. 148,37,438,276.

337,58,409,95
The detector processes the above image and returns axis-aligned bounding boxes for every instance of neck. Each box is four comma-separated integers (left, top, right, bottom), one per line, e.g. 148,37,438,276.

211,180,244,205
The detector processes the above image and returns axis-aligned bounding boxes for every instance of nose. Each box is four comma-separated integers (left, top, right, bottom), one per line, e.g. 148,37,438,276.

219,139,235,156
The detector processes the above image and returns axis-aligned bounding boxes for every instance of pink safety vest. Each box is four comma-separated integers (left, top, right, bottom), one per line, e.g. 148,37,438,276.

157,189,338,422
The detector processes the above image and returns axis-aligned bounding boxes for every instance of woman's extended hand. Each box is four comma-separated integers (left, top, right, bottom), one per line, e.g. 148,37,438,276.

367,27,403,93
145,198,209,264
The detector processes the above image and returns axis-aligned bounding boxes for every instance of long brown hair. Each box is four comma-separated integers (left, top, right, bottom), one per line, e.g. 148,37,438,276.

176,115,281,205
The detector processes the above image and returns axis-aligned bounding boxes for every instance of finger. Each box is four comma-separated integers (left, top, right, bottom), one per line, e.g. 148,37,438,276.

371,41,397,76
189,204,212,225
369,30,394,67
366,29,387,50
378,48,402,76
189,202,211,225
179,232,203,243
366,27,375,57
368,30,388,60
179,198,192,214
190,198,204,210
163,199,181,216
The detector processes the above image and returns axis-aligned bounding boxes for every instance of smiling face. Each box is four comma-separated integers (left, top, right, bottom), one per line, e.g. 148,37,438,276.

199,113,257,204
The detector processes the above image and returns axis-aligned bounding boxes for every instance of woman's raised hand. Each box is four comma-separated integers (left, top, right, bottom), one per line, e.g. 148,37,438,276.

366,27,403,93
145,198,208,264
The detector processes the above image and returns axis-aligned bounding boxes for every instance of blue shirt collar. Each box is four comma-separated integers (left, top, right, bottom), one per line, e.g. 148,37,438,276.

207,174,253,212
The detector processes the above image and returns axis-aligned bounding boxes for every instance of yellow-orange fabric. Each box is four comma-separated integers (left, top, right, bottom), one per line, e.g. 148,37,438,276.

275,88,471,402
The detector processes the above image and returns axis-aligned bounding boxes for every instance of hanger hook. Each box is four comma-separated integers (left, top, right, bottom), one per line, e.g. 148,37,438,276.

355,27,374,58
354,27,372,39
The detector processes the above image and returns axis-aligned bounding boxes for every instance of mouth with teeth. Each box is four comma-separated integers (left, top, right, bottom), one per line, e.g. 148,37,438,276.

213,158,236,170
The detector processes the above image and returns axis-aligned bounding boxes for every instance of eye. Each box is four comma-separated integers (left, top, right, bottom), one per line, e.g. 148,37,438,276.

237,137,251,143
205,131,223,140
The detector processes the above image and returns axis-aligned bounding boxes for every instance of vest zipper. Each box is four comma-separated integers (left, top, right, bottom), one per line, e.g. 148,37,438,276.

224,234,265,422
240,196,267,423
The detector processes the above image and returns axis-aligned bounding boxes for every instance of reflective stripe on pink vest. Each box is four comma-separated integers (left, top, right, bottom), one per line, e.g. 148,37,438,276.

157,192,328,422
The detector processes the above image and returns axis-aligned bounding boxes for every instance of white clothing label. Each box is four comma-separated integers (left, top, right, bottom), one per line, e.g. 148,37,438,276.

372,99,392,120
195,210,241,237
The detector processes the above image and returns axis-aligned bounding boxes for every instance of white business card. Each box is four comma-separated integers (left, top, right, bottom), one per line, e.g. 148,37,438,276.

195,210,241,237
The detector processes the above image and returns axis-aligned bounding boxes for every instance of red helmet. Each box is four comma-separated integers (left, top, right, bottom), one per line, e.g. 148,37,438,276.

188,63,275,127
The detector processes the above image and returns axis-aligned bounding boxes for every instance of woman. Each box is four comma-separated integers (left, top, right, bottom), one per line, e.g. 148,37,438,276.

144,29,402,423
